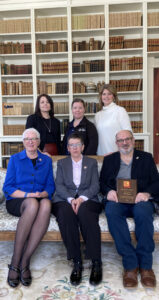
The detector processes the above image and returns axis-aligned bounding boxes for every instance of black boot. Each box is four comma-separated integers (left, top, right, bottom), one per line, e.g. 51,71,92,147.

89,261,102,285
70,261,82,286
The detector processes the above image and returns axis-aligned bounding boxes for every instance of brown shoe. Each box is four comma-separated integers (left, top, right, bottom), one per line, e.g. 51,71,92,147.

140,269,156,288
123,268,138,289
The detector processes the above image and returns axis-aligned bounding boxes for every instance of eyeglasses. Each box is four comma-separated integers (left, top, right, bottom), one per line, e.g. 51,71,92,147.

116,137,133,144
24,138,39,142
68,143,82,148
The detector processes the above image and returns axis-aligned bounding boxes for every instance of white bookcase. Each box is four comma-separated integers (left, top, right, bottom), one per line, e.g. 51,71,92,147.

0,0,158,167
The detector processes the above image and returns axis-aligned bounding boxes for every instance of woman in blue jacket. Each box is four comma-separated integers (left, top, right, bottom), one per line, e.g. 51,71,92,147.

3,128,55,288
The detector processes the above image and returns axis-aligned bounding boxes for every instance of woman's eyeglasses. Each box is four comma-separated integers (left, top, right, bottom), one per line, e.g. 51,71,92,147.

24,138,39,142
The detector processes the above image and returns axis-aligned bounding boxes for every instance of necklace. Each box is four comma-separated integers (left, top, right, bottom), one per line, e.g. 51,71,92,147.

42,118,51,133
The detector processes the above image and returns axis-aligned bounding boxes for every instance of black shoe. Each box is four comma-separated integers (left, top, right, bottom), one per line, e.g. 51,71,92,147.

70,261,82,286
89,261,102,286
7,264,20,288
20,266,32,286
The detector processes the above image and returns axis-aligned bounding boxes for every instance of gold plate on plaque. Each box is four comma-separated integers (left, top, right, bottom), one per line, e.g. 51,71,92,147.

117,179,137,203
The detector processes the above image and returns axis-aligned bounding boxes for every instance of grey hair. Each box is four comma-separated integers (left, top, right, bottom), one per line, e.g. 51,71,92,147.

22,128,40,140
115,130,133,140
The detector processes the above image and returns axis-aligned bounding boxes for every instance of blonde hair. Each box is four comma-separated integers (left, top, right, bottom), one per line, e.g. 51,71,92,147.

99,83,119,110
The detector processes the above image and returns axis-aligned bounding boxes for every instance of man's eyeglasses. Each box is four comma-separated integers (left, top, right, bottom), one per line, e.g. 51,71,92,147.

68,143,82,148
116,137,133,144
24,138,39,142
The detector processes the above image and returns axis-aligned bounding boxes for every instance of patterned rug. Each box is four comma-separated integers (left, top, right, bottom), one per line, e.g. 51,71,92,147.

0,242,159,300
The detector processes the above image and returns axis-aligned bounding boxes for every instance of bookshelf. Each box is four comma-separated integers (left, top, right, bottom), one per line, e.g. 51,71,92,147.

0,1,158,166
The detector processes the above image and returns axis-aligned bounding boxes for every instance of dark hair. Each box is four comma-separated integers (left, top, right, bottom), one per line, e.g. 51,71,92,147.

71,98,86,109
99,83,119,110
67,132,84,145
35,94,54,118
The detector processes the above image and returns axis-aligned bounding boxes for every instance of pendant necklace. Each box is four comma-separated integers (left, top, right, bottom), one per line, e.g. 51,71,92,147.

43,118,51,133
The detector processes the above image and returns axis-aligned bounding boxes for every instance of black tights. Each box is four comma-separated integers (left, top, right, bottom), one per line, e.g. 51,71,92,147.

9,198,51,279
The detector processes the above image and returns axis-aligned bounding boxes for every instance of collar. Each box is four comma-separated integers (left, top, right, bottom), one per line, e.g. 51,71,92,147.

103,102,116,110
19,149,43,162
71,156,83,166
71,116,86,127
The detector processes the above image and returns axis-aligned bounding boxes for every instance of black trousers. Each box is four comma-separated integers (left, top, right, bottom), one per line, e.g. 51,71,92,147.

52,200,102,261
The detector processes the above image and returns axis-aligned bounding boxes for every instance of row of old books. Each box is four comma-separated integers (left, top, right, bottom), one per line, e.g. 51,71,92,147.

117,100,143,112
148,39,159,51
110,79,142,92
1,64,32,75
72,14,104,30
73,81,105,94
109,12,142,28
42,62,68,74
109,36,143,49
3,125,25,136
72,38,104,51
134,140,144,151
60,119,69,135
1,37,155,55
2,142,24,155
35,17,67,32
36,40,68,53
2,158,10,168
2,103,33,115
85,102,100,113
0,19,31,33
3,119,68,136
110,57,143,71
0,42,31,54
4,120,69,136
54,102,69,114
73,81,86,93
148,12,159,27
1,12,159,34
2,82,33,95
131,121,143,133
72,60,105,73
74,80,142,93
2,120,143,137
37,81,69,95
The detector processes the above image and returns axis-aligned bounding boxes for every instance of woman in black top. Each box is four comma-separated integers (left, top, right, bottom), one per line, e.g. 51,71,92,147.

26,94,61,155
62,98,98,155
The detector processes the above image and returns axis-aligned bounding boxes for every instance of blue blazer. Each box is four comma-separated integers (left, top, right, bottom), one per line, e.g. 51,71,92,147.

100,149,159,201
3,150,55,200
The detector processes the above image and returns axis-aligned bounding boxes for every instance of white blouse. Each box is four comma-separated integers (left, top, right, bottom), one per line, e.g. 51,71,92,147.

94,102,132,155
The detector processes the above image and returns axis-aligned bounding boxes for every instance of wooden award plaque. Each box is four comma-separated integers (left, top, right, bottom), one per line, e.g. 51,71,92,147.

117,179,137,204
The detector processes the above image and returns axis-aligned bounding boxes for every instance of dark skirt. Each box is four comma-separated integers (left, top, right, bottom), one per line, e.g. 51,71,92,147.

6,197,43,217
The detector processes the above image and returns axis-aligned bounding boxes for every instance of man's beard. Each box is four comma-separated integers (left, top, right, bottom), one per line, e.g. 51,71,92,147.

120,146,134,155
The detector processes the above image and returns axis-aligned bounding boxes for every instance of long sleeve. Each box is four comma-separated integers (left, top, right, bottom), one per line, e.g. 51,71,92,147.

3,156,17,197
3,150,55,201
84,121,98,155
55,160,75,200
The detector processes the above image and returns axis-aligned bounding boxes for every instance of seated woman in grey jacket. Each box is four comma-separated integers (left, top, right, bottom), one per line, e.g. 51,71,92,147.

52,132,102,286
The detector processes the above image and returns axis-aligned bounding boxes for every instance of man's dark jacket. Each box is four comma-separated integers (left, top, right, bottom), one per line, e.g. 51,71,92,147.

100,149,159,202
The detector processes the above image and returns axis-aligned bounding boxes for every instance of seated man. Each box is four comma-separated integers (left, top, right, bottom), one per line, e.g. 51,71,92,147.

100,130,159,289
52,132,102,286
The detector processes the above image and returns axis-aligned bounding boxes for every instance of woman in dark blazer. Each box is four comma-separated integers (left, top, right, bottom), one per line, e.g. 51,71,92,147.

26,94,61,155
52,132,102,286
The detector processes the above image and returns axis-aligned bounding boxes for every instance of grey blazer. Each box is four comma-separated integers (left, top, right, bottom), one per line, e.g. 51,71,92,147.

53,156,99,203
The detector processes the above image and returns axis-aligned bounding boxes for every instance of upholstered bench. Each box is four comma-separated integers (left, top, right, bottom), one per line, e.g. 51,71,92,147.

0,156,159,242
